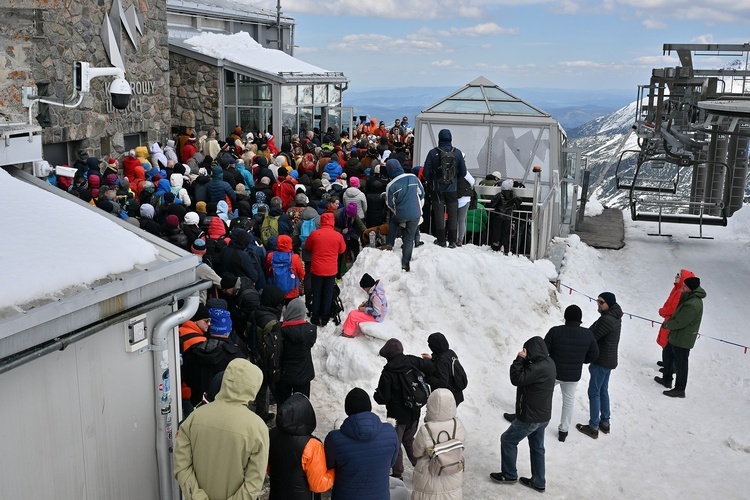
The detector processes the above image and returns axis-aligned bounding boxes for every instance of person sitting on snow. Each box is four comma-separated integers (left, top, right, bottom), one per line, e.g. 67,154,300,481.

341,273,387,338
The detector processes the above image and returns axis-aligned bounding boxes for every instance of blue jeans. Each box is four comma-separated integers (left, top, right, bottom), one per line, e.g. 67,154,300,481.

500,419,548,489
387,217,419,267
588,364,611,429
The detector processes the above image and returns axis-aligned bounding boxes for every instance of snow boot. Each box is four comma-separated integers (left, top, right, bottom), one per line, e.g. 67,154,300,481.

576,423,599,439
599,422,610,434
654,376,672,388
520,477,545,493
558,431,568,442
490,473,517,484
663,388,686,398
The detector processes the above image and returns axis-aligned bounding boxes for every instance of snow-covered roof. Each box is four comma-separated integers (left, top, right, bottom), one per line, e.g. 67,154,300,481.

173,31,347,84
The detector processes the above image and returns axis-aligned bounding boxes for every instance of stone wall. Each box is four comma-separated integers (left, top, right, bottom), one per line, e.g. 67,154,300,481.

1,0,170,162
169,52,221,138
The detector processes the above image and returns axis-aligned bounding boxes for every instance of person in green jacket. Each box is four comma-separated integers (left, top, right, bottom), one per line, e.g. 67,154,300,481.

174,358,270,500
655,276,705,398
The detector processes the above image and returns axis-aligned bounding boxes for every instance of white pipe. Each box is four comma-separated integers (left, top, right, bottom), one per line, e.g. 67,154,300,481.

152,294,199,500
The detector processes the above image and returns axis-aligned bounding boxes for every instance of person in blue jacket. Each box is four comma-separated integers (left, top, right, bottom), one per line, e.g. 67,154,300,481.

324,387,399,500
384,158,425,272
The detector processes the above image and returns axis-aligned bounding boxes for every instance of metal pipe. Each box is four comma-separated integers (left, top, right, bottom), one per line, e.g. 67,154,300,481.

531,166,542,261
152,293,200,500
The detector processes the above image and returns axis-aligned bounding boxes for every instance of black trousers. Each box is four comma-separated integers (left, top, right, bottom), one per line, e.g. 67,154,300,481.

311,274,336,323
431,190,458,244
662,343,690,391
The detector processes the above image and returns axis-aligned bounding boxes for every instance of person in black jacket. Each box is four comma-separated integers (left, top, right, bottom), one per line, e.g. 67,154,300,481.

252,284,286,422
373,338,434,480
278,298,317,406
490,336,555,493
268,394,334,500
421,332,465,406
220,227,265,289
544,305,599,442
220,272,261,354
577,292,622,439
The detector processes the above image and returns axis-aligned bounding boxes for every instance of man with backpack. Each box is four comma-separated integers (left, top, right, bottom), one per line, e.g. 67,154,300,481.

261,196,293,249
292,203,320,313
422,129,467,248
253,284,287,423
220,227,265,290
265,234,305,303
374,338,435,480
421,332,468,407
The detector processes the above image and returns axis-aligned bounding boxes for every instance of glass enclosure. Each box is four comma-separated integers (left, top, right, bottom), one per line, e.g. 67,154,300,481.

223,70,273,137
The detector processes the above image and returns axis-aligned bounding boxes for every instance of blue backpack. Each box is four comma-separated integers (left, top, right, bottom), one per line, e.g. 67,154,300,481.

269,251,298,295
299,217,318,247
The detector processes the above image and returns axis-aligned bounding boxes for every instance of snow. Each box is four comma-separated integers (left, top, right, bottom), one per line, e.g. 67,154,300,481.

184,31,335,75
584,194,604,216
0,168,158,312
308,207,750,499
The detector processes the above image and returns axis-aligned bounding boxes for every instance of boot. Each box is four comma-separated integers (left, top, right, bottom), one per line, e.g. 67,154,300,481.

503,412,516,423
576,423,599,439
654,376,672,388
663,388,686,398
558,431,568,442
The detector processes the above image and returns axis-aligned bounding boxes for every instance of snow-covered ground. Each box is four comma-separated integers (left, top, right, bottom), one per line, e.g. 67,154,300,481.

309,208,750,499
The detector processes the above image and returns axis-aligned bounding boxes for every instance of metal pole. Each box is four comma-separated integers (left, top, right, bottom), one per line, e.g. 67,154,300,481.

531,166,542,261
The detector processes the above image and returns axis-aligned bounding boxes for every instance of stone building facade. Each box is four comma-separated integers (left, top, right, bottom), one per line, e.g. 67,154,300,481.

1,0,170,165
169,51,221,137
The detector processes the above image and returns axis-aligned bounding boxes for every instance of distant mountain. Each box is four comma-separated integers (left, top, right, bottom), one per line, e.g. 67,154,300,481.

343,86,633,131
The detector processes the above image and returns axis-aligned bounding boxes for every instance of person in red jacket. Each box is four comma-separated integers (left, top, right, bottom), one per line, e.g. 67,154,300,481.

123,149,142,182
656,269,695,367
305,212,345,326
266,235,305,302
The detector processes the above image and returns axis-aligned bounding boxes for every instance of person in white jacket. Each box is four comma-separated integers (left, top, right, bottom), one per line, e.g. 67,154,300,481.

150,141,169,171
411,388,466,500
170,173,192,207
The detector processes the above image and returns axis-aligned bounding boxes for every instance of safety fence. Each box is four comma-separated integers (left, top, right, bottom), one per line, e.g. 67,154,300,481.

559,283,749,355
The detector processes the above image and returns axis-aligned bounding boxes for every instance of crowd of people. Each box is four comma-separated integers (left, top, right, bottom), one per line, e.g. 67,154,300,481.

43,119,707,498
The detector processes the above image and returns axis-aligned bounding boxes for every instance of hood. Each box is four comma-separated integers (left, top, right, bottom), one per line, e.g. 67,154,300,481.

424,388,457,423
686,287,707,300
437,129,452,149
276,393,316,436
135,146,149,160
427,332,449,354
149,142,164,154
86,157,101,173
523,336,550,362
260,284,286,308
156,179,172,195
215,358,263,405
604,303,624,320
301,206,318,220
385,159,404,178
677,269,695,287
379,338,404,361
340,411,387,442
212,165,224,181
320,212,335,229
217,200,229,215
284,297,307,322
276,234,293,252
170,173,184,189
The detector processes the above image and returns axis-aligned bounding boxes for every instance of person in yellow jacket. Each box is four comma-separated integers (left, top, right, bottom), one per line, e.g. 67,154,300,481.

174,358,269,500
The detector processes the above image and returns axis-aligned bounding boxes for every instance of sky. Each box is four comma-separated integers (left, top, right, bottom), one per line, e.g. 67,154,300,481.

4,164,750,497
243,0,750,92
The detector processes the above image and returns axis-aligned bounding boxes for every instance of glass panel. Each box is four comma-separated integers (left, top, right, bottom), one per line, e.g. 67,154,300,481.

224,70,236,106
238,75,272,105
313,107,322,131
224,107,237,140
299,85,312,105
488,100,544,115
328,84,340,104
483,87,516,99
560,181,574,224
327,109,341,135
298,107,313,134
313,84,327,104
281,85,297,106
239,106,273,135
452,87,486,99
430,99,490,113
282,107,298,142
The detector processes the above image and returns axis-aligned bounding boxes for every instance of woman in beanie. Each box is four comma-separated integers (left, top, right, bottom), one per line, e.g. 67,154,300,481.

341,273,388,338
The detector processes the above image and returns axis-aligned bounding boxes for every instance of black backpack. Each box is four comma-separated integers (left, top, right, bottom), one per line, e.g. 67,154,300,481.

330,284,345,326
257,319,283,383
450,356,468,391
435,147,457,186
399,366,431,409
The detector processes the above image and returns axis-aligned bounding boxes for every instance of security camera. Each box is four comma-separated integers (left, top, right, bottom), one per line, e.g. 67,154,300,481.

109,77,132,110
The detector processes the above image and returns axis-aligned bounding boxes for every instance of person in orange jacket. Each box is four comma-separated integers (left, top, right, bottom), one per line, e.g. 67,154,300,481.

266,234,305,302
268,393,335,499
656,269,695,367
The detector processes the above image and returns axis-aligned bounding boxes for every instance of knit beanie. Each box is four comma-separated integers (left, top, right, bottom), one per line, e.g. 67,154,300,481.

220,273,238,290
564,305,583,323
208,308,232,337
599,292,616,307
359,273,376,290
190,304,210,322
195,201,207,214
349,176,360,188
166,214,180,228
684,277,700,291
191,239,206,255
345,202,358,218
345,387,372,416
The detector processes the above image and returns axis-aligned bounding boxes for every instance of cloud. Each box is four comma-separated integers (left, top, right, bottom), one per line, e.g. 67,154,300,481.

557,60,610,69
432,60,456,67
642,18,666,29
337,33,444,53
617,0,750,23
691,34,715,44
556,54,679,72
439,22,520,37
554,0,581,14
